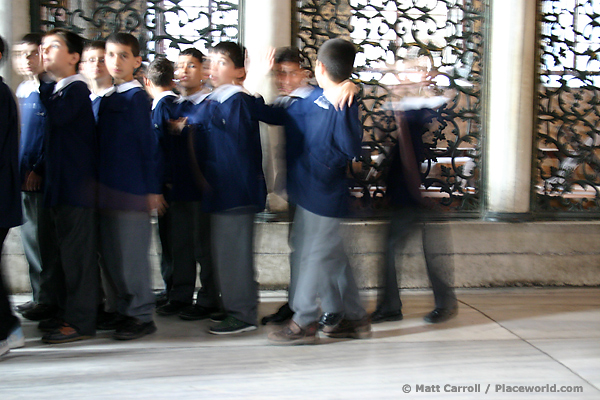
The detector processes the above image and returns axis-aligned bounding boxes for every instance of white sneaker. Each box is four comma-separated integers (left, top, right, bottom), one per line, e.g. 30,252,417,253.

0,340,9,358
8,325,25,349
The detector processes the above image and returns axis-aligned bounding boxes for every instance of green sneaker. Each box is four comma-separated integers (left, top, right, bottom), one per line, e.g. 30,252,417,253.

208,315,257,335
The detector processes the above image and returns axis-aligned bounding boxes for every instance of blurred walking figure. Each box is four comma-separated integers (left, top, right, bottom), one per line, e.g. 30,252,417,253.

372,106,458,324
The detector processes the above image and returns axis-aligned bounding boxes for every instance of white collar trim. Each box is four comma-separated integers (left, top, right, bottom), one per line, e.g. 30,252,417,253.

152,91,178,110
53,74,87,94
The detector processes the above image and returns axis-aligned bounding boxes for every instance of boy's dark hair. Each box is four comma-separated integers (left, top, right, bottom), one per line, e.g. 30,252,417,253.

106,32,140,57
211,41,245,69
0,35,5,61
44,28,85,60
317,38,356,83
275,47,302,65
147,56,174,87
83,40,106,53
19,33,43,47
179,47,205,64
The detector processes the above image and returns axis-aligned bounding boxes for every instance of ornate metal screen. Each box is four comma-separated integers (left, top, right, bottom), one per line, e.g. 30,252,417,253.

536,0,600,214
295,0,485,214
30,0,241,59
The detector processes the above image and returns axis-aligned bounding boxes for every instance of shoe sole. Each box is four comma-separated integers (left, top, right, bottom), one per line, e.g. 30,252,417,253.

268,335,318,346
209,325,257,335
8,337,25,349
371,314,403,324
42,335,92,344
113,325,157,341
178,313,211,321
324,327,372,340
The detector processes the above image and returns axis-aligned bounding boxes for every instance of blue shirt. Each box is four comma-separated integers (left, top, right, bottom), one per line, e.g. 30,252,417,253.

16,80,47,186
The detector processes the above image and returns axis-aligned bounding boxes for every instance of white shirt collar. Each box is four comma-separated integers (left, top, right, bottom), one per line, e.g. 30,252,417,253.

208,84,248,103
290,85,314,99
115,79,144,93
16,80,40,98
90,86,117,102
152,91,177,110
53,74,87,94
174,88,211,105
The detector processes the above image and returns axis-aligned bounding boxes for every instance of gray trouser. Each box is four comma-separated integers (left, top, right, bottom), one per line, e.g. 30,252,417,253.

380,208,456,312
211,210,257,325
290,206,366,327
20,191,46,301
99,210,155,323
159,201,218,307
43,206,99,335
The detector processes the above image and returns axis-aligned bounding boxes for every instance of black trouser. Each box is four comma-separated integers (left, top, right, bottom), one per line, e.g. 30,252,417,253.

379,207,457,312
0,228,20,340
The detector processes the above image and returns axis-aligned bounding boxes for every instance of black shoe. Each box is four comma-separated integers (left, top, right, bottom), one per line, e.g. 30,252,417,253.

156,301,190,316
97,312,127,331
154,291,169,307
113,318,157,340
424,306,458,324
370,308,403,324
15,300,37,313
318,312,344,330
209,312,227,323
22,304,58,321
322,317,372,339
261,302,293,325
42,322,92,344
178,305,219,321
38,317,64,333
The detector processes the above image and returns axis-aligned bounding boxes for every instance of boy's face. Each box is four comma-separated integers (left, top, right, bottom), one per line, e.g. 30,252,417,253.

274,61,307,95
41,34,79,78
209,52,244,88
19,43,43,77
81,48,109,81
175,54,207,91
105,42,142,83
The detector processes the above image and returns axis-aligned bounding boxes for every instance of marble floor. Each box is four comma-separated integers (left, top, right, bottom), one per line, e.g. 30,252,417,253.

1,287,599,399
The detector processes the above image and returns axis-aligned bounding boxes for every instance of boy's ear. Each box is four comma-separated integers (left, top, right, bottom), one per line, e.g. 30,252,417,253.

134,56,142,69
69,51,80,68
234,66,246,80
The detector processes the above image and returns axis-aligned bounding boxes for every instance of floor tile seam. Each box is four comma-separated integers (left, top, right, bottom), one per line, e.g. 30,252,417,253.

458,299,600,393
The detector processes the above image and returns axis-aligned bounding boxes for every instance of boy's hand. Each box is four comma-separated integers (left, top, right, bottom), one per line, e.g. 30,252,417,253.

168,117,188,135
147,194,168,216
331,80,359,110
23,171,42,191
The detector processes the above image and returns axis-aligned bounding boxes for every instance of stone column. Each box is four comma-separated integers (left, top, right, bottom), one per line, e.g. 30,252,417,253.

0,0,29,91
242,0,293,212
484,0,537,221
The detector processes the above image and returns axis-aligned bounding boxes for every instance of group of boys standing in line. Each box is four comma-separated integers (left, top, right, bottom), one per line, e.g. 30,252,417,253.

1,28,458,357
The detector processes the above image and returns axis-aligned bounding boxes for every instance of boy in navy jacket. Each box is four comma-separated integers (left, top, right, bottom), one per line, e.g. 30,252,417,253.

192,41,266,334
12,33,51,317
97,33,164,340
0,34,25,357
38,28,99,344
268,38,369,345
150,49,219,321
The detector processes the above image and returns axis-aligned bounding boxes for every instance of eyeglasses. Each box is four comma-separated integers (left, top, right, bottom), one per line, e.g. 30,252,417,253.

83,57,105,64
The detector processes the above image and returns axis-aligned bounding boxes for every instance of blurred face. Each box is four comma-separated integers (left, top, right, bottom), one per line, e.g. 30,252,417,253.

41,34,79,79
209,51,244,88
274,61,307,95
81,48,110,82
105,42,141,84
175,54,207,93
20,43,43,77
11,44,25,76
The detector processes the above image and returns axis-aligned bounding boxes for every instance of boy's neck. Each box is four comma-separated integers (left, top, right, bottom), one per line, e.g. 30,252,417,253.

180,85,203,97
52,69,77,82
113,74,135,85
90,78,113,94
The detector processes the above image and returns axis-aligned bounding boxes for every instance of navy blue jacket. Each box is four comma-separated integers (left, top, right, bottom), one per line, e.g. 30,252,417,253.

39,75,98,208
284,88,363,218
194,86,266,213
97,81,161,211
17,80,47,186
0,77,23,228
154,93,205,202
